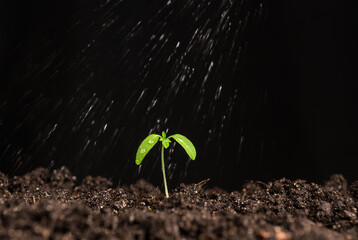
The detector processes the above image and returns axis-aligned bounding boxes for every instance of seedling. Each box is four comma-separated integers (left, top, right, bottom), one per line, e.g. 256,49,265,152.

135,131,196,198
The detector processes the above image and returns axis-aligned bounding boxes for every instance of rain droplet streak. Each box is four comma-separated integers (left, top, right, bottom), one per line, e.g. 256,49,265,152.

0,0,267,185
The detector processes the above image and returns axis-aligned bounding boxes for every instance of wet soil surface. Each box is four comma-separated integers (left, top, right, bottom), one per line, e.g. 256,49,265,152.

1,167,358,239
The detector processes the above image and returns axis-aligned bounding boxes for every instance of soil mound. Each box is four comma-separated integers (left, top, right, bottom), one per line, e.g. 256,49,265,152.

0,167,357,239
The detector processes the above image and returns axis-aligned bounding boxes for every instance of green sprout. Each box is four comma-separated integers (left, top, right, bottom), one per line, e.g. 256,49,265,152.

135,131,196,198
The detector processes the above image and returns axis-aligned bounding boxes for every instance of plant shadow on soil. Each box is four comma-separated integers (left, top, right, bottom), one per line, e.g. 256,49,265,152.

0,167,358,239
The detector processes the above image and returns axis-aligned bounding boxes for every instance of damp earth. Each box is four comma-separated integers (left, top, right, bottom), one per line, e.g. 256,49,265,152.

1,167,358,239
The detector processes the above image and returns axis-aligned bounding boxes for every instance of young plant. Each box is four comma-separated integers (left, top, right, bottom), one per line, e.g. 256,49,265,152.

135,131,196,198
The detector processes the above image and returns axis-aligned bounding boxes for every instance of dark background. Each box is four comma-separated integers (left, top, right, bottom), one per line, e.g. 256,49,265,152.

1,0,357,190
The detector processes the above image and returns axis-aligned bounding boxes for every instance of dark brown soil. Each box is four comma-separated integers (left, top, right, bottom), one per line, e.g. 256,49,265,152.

1,167,358,239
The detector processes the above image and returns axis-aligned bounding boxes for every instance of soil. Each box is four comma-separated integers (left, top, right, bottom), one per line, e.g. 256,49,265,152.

0,167,358,239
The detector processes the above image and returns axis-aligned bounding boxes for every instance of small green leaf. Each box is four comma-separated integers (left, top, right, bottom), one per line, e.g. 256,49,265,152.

162,138,171,148
169,134,196,160
135,134,161,165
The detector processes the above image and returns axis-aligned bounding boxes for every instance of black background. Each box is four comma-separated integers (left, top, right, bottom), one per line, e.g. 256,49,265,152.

1,0,357,190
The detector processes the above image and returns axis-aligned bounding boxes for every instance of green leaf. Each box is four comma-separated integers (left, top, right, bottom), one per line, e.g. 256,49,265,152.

169,134,196,160
163,139,171,148
135,134,161,165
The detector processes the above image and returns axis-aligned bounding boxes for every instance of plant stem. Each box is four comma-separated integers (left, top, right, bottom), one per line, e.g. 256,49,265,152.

161,144,169,198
